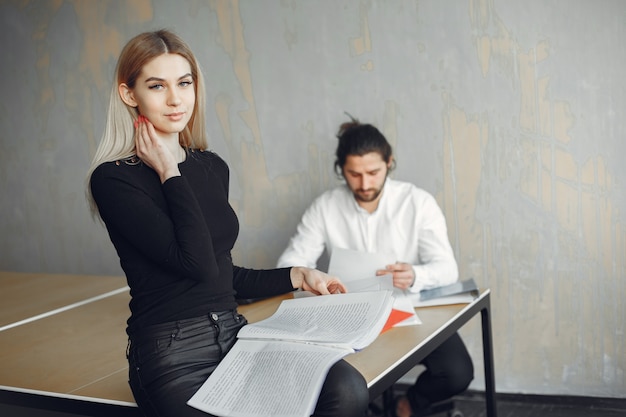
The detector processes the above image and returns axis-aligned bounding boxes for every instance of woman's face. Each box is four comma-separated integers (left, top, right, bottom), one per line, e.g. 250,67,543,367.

120,53,195,139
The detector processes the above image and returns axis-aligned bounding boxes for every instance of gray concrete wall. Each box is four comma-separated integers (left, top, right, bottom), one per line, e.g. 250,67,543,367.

0,0,624,398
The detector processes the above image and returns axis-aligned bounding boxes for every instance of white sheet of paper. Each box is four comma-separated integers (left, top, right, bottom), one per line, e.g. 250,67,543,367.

327,247,395,282
343,274,395,293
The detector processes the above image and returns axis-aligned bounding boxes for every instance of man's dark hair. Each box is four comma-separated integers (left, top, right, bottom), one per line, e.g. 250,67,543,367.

334,116,395,175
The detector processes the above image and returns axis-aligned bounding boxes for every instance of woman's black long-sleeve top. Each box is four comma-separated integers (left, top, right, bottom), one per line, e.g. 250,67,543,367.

90,149,294,336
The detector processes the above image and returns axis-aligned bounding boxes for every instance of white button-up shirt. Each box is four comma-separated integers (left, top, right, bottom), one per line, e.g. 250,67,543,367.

277,178,458,292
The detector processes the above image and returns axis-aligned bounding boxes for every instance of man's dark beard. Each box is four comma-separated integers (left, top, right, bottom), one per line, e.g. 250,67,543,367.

352,175,387,203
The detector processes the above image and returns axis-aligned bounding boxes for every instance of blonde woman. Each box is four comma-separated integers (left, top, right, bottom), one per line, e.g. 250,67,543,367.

87,30,368,417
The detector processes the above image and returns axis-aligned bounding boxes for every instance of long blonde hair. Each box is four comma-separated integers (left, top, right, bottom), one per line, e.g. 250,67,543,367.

86,29,208,217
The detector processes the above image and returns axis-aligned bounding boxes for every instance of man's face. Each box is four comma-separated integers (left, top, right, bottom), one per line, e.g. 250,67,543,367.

342,152,392,205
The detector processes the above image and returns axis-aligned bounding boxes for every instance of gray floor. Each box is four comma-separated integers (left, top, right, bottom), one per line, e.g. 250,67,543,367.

2,391,625,416
369,390,626,417
452,392,626,417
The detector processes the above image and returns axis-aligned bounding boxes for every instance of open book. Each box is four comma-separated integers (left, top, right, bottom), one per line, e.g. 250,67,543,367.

188,290,394,417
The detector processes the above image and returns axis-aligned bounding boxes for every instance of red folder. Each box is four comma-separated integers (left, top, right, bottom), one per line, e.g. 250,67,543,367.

381,309,415,333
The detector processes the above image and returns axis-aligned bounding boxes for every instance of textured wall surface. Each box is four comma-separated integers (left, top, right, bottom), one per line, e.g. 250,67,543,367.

0,0,624,398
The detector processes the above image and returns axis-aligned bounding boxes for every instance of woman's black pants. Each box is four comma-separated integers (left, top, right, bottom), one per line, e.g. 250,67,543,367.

128,310,369,417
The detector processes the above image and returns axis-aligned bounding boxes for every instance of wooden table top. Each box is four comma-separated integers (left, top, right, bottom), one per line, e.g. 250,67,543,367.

0,272,475,406
0,271,127,328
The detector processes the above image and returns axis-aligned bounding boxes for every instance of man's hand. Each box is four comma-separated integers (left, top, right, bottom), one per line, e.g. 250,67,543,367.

290,267,347,295
376,262,415,290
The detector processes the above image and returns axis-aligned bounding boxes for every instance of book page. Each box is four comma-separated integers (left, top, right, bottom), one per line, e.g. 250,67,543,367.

237,291,393,351
187,339,348,417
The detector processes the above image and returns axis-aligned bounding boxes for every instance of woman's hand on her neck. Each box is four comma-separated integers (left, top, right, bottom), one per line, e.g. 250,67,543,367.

135,115,182,183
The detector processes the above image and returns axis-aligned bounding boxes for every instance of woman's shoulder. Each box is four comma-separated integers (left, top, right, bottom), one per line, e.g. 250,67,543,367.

92,156,144,178
187,147,219,160
186,148,229,170
90,157,154,192
188,147,223,159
